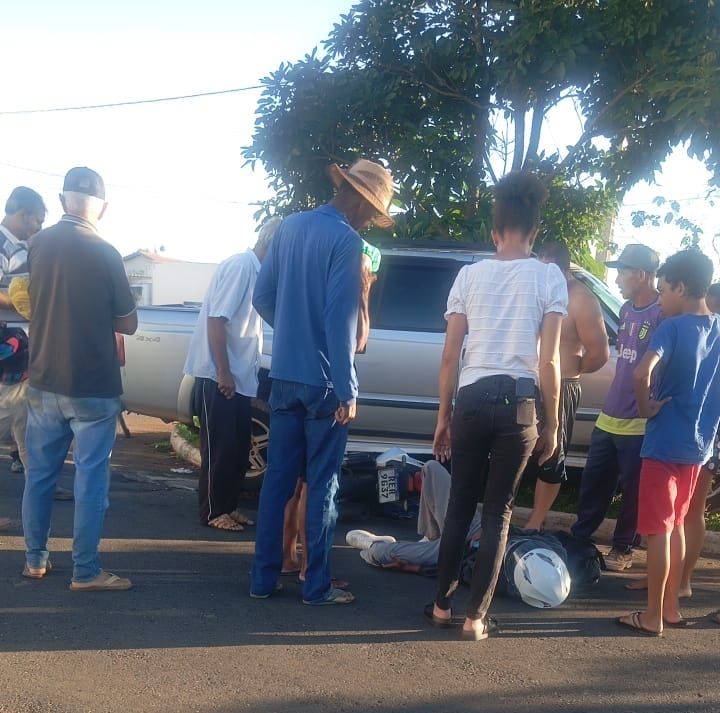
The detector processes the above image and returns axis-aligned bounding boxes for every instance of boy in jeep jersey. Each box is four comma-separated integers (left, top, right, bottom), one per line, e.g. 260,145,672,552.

571,245,662,571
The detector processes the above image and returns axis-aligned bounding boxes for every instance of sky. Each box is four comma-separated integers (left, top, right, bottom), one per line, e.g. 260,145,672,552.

1,0,716,279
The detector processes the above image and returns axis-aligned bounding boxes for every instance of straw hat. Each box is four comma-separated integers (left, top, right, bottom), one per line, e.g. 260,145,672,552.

328,159,394,229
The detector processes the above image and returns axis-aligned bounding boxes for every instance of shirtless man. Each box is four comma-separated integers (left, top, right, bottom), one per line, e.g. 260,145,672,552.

525,241,609,530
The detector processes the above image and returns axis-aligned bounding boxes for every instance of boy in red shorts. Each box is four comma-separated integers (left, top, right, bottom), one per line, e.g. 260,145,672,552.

618,250,720,637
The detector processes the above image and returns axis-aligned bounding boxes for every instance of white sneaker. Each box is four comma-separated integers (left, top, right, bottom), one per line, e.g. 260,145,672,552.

345,529,396,550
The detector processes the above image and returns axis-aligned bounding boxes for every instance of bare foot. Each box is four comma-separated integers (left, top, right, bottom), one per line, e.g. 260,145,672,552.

433,604,451,622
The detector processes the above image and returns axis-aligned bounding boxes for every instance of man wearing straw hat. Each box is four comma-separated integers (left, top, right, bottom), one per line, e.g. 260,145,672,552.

250,159,394,605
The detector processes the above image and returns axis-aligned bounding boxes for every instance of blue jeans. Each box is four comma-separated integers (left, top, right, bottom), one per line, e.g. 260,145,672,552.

22,387,121,582
251,380,348,603
571,427,643,552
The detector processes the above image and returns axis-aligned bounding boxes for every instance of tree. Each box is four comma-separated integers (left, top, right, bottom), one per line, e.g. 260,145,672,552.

244,0,719,266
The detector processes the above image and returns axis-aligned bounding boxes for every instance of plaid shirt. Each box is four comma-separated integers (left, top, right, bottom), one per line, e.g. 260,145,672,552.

0,225,28,287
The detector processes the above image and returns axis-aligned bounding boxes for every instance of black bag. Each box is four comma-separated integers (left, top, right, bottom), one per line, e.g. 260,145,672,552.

549,530,604,589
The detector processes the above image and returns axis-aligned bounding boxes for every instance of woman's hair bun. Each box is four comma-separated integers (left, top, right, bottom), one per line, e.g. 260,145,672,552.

494,172,548,207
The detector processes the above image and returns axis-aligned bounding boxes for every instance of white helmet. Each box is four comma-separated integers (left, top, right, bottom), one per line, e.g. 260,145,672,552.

512,547,571,609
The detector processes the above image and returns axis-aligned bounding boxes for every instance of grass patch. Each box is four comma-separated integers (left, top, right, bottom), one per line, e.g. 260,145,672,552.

151,440,173,453
706,511,720,533
175,423,200,449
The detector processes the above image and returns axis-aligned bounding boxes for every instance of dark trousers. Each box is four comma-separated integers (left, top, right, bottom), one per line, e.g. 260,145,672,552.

195,377,252,524
435,376,537,620
571,427,643,552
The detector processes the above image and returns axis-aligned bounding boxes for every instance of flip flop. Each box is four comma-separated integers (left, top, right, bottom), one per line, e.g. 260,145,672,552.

229,510,255,526
70,570,132,592
303,587,354,605
616,611,662,637
280,568,301,576
208,514,243,531
22,560,53,579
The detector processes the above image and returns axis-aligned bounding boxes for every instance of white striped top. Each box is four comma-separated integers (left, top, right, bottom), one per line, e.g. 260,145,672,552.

445,258,568,389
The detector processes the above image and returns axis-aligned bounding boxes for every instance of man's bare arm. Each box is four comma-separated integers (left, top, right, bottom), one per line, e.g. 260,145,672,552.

207,316,235,399
356,256,375,353
0,291,13,309
574,287,609,374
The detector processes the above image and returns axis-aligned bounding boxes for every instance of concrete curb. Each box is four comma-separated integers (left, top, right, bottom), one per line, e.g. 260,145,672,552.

170,423,201,468
511,505,720,558
169,426,720,557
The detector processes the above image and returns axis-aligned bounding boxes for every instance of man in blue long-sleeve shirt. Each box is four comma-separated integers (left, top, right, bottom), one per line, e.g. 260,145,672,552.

250,159,394,605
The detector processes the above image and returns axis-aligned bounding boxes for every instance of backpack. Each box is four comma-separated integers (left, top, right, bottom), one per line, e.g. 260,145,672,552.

549,530,604,590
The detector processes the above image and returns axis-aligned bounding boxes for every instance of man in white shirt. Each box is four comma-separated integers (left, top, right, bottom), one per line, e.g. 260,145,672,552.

184,218,280,531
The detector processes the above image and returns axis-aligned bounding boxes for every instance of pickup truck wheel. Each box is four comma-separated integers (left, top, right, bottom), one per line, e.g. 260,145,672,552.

245,402,270,491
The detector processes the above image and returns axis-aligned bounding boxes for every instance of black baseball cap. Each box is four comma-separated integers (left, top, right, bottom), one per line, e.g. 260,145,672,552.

63,167,105,200
605,244,659,273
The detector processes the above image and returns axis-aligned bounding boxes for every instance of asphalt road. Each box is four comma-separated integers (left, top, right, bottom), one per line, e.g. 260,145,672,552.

0,416,718,713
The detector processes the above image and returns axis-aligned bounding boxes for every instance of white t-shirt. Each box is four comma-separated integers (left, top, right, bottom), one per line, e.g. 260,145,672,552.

446,258,568,389
183,249,263,397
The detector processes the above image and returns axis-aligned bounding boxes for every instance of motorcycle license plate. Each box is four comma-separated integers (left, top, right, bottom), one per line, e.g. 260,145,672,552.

377,467,399,503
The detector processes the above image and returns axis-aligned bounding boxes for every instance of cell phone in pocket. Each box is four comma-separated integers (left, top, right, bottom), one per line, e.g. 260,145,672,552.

515,377,536,400
515,377,536,426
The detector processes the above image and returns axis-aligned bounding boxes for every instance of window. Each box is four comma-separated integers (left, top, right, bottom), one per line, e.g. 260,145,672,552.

369,256,466,333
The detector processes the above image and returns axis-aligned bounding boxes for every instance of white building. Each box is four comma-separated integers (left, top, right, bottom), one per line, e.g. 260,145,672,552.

123,251,217,306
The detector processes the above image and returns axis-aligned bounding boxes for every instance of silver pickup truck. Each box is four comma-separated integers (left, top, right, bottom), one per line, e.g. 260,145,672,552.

120,247,622,486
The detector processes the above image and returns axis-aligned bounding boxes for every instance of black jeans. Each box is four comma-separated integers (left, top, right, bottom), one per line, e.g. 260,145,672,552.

435,375,538,620
195,377,252,524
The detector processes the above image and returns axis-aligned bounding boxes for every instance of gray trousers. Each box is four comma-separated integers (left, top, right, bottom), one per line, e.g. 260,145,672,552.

368,460,482,572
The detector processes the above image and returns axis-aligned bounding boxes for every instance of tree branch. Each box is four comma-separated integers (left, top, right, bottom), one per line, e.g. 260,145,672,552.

523,98,546,169
512,106,526,171
552,67,655,178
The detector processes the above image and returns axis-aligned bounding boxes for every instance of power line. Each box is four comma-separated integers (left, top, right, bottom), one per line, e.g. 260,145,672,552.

0,85,265,116
0,161,250,205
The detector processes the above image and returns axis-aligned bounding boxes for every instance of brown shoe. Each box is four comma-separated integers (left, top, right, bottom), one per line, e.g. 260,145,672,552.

70,570,132,592
605,549,633,572
22,560,53,579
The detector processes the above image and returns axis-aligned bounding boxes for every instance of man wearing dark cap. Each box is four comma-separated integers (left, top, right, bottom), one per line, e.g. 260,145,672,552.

250,159,394,605
21,167,138,591
571,243,662,571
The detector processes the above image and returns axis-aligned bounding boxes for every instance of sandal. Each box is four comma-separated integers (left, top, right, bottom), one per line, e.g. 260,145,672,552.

423,603,453,628
208,514,243,531
70,570,132,592
303,587,355,605
663,617,690,628
616,611,662,637
461,617,497,641
22,560,53,579
229,509,254,526
709,611,720,625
